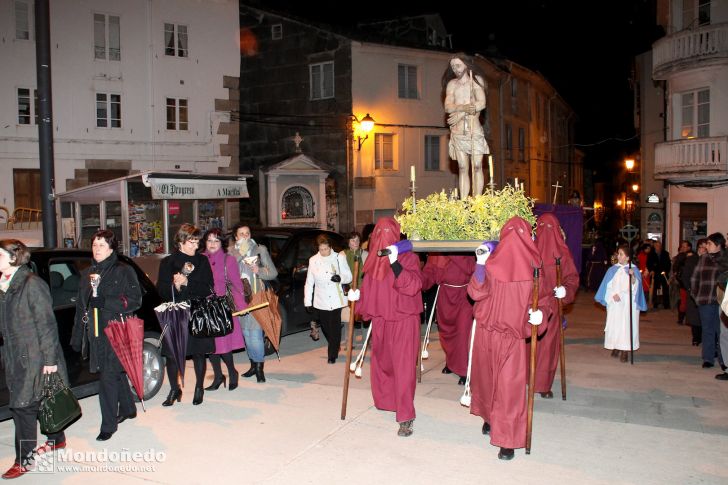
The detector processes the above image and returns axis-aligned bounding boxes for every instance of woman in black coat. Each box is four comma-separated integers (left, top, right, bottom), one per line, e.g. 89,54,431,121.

157,223,214,406
0,240,69,479
71,230,142,442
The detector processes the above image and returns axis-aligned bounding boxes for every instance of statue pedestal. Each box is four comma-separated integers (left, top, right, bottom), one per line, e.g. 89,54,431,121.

410,240,483,253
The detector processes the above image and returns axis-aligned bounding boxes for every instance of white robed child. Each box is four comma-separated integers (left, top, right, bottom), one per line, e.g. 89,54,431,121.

595,244,647,362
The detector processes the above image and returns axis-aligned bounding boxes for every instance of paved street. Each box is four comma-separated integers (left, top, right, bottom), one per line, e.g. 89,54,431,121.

1,290,727,484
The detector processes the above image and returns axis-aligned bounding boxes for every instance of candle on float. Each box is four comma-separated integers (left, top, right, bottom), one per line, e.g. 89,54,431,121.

515,177,519,188
488,155,494,180
410,165,415,183
521,182,524,191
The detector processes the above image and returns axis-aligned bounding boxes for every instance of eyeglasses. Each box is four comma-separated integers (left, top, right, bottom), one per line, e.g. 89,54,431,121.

185,239,200,245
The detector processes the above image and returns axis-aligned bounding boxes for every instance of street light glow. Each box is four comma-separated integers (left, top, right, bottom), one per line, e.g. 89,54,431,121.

625,159,635,171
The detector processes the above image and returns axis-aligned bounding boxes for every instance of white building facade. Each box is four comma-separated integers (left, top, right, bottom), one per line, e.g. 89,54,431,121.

650,0,728,251
0,0,239,212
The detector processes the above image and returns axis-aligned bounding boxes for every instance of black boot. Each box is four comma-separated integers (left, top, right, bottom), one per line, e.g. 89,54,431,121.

242,360,257,378
162,388,182,407
255,362,266,383
229,371,239,391
205,375,226,391
192,387,204,405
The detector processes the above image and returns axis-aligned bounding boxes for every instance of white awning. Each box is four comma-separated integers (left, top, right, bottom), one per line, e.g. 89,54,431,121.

142,173,249,199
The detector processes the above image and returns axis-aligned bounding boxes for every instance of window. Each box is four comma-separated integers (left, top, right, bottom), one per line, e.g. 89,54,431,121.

282,186,314,219
96,93,121,128
425,135,440,171
271,24,283,40
518,127,525,161
505,124,513,158
94,14,120,61
682,0,710,28
309,61,334,100
398,64,418,99
17,88,38,125
165,23,188,57
511,78,518,98
166,98,188,130
375,134,394,170
15,0,30,40
680,89,709,138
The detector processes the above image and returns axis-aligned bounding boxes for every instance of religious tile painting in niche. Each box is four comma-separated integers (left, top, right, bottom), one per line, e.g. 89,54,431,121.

282,186,314,219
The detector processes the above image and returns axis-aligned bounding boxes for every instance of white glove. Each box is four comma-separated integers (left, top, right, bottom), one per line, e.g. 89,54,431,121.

386,244,398,265
553,286,566,299
528,309,543,326
476,244,491,265
347,289,360,302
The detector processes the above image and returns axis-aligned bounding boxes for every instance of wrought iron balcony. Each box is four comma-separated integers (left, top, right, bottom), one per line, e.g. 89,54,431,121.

654,136,728,182
653,22,728,79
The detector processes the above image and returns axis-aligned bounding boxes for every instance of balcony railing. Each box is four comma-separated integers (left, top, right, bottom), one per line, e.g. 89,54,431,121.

653,22,728,78
654,136,728,181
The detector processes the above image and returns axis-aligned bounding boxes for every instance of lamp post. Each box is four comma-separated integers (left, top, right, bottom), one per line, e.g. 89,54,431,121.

349,113,375,232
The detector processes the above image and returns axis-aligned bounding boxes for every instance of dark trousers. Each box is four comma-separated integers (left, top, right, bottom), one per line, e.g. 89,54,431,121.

99,368,136,433
10,402,65,464
653,274,670,309
166,354,207,390
318,308,342,360
209,352,236,378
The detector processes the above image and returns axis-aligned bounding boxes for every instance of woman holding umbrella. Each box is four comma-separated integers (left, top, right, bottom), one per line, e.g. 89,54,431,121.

157,224,214,406
233,225,278,383
201,228,245,391
0,240,70,478
71,230,142,442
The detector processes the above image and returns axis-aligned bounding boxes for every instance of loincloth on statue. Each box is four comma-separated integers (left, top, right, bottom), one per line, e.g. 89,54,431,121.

449,132,489,158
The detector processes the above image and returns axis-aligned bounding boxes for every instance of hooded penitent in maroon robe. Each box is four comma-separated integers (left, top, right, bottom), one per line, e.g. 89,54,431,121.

422,255,475,377
358,218,423,423
534,213,579,395
468,216,547,450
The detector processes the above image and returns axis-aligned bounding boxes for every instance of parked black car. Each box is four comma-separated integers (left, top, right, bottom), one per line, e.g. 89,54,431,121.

246,227,347,336
0,249,165,421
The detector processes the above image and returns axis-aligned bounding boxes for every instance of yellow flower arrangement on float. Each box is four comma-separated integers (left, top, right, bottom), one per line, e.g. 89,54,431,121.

397,186,536,242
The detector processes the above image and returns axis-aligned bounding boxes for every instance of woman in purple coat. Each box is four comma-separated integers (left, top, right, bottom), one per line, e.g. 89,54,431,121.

202,228,246,391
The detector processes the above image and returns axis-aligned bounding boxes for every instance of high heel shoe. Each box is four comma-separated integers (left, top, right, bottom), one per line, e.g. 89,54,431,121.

193,387,204,405
162,388,182,407
229,371,239,391
205,375,226,391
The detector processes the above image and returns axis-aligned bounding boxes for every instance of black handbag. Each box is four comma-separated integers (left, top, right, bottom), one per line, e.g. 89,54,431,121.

38,373,82,435
189,290,234,338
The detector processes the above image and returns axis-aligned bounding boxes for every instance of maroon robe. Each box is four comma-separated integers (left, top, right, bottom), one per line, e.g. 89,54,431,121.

534,213,579,393
467,217,547,450
358,218,423,423
422,255,475,376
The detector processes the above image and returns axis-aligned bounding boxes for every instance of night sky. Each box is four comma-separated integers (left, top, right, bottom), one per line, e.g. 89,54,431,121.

248,0,663,182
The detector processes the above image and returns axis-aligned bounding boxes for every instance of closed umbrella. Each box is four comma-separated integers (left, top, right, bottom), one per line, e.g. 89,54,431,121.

104,314,146,410
249,288,282,354
154,300,191,387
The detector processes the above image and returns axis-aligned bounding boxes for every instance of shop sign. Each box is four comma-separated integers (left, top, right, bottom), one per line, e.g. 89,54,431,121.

143,176,249,200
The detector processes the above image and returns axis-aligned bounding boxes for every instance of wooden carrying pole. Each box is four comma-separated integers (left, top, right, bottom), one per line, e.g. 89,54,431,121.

341,259,360,420
526,266,539,455
555,257,566,400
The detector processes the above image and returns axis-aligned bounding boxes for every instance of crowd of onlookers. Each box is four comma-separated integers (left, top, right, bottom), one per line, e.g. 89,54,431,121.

585,233,728,380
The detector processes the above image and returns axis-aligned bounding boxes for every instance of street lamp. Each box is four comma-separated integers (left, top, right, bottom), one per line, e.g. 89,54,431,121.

354,113,375,151
625,158,635,171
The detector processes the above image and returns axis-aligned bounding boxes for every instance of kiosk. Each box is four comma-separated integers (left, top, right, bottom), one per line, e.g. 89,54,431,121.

54,171,251,258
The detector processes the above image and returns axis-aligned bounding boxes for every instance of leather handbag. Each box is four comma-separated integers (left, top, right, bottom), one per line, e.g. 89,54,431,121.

189,291,234,338
223,255,239,312
38,372,82,435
